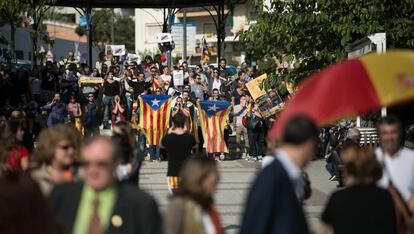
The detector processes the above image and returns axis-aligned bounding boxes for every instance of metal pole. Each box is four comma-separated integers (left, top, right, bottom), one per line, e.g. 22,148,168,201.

111,9,115,44
167,9,172,68
217,4,221,63
87,6,93,68
183,9,187,62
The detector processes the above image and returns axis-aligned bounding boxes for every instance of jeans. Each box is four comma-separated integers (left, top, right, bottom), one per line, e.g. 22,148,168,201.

125,92,132,121
148,145,160,160
325,163,334,177
249,129,264,157
138,131,147,154
103,95,114,127
236,125,249,153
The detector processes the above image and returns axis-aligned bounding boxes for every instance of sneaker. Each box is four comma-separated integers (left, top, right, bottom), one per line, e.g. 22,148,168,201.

215,156,221,162
242,152,247,158
329,175,337,181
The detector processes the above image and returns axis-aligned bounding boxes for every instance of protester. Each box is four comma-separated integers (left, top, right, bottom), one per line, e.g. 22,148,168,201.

102,71,120,129
83,93,100,137
111,95,126,125
0,172,66,234
161,111,196,194
240,116,319,234
233,95,249,158
0,120,29,172
67,94,83,132
44,93,68,127
50,136,162,234
164,158,223,234
320,145,397,234
31,124,80,195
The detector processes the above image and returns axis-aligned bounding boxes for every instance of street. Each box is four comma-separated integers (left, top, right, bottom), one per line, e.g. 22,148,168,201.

139,158,337,234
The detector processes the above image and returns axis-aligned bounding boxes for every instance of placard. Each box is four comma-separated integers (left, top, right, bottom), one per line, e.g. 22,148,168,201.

105,45,126,56
245,74,267,100
79,77,103,94
173,70,184,86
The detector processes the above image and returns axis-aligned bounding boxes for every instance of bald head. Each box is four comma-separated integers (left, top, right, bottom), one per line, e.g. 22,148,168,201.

81,136,118,191
347,128,361,144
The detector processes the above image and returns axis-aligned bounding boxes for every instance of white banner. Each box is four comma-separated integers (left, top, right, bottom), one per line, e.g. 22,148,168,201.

105,45,126,56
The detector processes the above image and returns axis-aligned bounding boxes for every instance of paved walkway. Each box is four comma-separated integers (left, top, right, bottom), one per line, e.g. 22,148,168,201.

139,158,337,234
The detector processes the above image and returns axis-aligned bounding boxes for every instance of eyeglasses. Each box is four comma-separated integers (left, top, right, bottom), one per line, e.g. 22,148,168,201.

57,144,75,151
196,67,201,70
79,159,112,169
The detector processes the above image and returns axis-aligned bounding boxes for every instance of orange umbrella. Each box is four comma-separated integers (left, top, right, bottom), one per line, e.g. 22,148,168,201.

268,50,414,139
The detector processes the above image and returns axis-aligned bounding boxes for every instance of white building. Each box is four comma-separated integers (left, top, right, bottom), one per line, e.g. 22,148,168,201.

134,4,258,65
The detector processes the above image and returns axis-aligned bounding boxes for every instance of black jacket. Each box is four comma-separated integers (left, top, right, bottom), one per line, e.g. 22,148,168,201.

50,181,162,234
240,158,309,234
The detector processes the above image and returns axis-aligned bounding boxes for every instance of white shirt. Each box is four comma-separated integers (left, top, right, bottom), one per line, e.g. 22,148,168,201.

376,147,414,202
275,149,303,199
212,79,222,93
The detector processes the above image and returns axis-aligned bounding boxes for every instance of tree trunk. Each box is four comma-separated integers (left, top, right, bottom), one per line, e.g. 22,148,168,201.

10,24,16,62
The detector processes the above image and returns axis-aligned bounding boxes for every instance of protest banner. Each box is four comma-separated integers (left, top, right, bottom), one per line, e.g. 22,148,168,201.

173,70,184,86
79,77,103,94
246,74,284,118
245,74,267,100
105,45,126,56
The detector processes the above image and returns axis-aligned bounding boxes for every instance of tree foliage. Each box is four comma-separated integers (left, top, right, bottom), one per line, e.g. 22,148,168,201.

241,0,414,89
76,9,135,52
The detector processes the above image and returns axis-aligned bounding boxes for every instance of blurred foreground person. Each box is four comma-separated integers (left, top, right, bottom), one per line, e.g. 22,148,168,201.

31,124,80,195
0,172,65,234
164,158,223,234
319,145,397,234
0,120,29,172
50,136,162,234
112,121,143,186
240,116,319,234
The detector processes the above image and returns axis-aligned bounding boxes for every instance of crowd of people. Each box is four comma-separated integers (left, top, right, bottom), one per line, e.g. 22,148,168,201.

0,51,272,162
1,50,414,234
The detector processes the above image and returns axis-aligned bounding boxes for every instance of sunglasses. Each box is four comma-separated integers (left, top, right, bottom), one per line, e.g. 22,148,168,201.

57,144,75,151
79,159,112,168
88,95,94,98
151,70,157,73
213,71,219,74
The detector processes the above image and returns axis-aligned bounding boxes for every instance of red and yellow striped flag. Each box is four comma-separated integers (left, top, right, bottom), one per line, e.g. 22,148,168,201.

197,100,231,153
138,94,172,145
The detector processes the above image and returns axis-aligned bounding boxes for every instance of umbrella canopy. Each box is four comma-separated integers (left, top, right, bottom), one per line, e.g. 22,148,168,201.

268,50,414,139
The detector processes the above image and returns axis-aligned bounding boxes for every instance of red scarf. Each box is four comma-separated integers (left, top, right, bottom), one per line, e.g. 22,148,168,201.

208,205,224,234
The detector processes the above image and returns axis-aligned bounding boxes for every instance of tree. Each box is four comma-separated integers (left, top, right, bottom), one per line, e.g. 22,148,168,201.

0,0,26,62
25,0,55,66
241,0,414,89
76,9,135,52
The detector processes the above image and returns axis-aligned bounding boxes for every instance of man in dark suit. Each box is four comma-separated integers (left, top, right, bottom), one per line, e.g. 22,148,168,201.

240,116,319,234
50,136,162,234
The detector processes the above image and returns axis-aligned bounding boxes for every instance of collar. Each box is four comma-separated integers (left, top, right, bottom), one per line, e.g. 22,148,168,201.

275,149,302,181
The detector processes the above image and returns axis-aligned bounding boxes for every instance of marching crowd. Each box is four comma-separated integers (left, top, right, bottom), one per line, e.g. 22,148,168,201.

1,50,414,234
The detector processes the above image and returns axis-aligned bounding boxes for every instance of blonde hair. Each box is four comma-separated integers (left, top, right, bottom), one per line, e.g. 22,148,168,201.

341,145,382,184
32,125,81,165
178,158,219,207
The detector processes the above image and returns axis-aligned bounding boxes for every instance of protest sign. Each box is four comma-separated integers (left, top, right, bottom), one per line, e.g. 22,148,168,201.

245,74,267,100
105,45,126,56
79,77,103,94
173,70,184,86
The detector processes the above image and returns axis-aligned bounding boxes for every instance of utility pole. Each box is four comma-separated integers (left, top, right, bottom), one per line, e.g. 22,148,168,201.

183,9,187,62
111,8,115,44
87,6,93,68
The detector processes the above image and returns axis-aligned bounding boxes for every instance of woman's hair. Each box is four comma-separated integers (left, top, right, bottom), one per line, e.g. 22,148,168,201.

0,120,23,164
112,121,138,149
32,124,81,165
177,158,219,207
341,145,382,184
0,172,66,234
105,71,114,79
172,111,186,129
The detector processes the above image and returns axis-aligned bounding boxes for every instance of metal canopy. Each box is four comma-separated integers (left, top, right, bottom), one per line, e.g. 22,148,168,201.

53,0,243,9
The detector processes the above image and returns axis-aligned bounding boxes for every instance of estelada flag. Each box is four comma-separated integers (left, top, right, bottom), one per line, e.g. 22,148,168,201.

138,94,172,145
197,100,231,153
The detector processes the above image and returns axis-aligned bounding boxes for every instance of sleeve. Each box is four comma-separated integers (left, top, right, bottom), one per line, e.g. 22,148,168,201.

239,166,277,234
163,199,185,234
190,135,196,147
161,135,169,148
18,147,29,159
